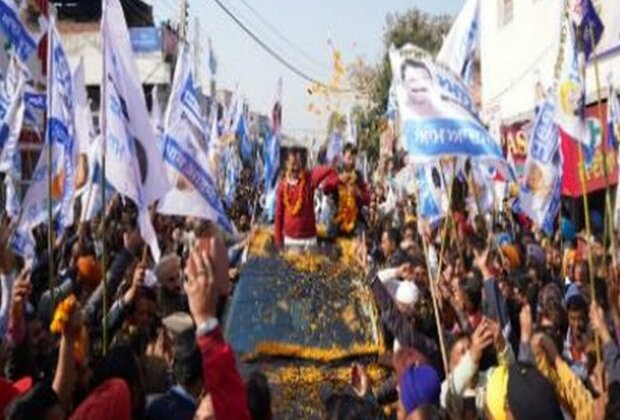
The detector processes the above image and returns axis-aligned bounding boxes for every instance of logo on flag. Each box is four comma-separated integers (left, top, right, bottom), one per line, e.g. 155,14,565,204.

0,0,48,62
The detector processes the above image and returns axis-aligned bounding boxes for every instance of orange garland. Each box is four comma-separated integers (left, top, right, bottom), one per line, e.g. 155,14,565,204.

50,294,87,364
333,171,358,233
283,172,307,216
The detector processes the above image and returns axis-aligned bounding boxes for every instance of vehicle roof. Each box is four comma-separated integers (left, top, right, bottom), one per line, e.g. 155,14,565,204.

223,248,384,361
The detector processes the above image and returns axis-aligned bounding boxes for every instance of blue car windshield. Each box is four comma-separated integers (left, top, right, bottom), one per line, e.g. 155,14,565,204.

224,256,381,357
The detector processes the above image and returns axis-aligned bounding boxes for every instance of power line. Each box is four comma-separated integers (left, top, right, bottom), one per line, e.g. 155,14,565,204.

212,0,352,93
235,0,330,73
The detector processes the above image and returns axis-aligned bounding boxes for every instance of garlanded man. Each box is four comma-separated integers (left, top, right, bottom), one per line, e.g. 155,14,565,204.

324,144,371,236
274,148,335,248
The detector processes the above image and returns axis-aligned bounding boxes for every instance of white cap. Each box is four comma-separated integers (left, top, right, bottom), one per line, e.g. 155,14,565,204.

395,281,419,305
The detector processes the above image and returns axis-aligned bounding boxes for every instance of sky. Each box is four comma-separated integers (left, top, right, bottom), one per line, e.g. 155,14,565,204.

152,0,463,143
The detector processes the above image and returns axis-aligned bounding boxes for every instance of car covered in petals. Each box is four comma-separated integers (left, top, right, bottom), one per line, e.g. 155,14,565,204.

223,230,390,418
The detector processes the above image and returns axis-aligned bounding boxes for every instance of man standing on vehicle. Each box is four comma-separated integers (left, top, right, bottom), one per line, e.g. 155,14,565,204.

323,143,371,236
274,147,335,249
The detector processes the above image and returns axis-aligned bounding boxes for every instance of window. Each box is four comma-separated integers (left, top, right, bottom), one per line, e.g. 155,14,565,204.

499,0,514,27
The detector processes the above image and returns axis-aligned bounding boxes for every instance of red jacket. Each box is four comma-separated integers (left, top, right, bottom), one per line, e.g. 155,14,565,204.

274,166,335,247
197,327,250,420
322,170,371,209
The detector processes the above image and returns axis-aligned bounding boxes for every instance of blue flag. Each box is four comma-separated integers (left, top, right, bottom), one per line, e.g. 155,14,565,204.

263,128,280,192
581,0,604,60
238,112,253,164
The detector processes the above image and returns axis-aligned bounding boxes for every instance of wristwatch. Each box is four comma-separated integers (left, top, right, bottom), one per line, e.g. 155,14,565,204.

196,317,219,337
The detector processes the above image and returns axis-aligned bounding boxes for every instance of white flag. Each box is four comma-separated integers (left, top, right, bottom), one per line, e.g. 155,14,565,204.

0,72,25,173
556,0,586,143
436,0,480,86
102,0,170,261
73,58,95,156
0,0,48,63
518,96,562,234
47,22,79,228
157,43,234,233
13,144,48,257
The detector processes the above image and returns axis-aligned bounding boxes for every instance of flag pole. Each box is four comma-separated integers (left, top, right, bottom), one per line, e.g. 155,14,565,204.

45,16,55,314
438,161,465,265
411,163,449,375
588,25,617,267
100,5,108,354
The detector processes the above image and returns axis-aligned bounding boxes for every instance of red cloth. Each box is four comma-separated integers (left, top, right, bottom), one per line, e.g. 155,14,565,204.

70,378,131,420
0,376,32,418
323,170,371,207
274,166,335,246
197,326,250,420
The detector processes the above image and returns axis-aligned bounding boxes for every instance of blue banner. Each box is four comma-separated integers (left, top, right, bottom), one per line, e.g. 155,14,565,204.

129,27,161,53
401,118,503,161
390,44,508,171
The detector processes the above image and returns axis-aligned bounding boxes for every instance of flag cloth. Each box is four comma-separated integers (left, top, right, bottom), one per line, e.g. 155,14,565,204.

0,0,48,62
390,44,509,174
575,0,604,60
80,136,113,222
436,0,480,86
414,164,446,225
12,145,47,257
102,0,170,261
518,96,562,234
0,66,24,220
157,43,233,233
326,130,342,164
47,22,79,228
467,163,496,218
608,85,619,149
0,68,24,174
223,143,241,207
556,0,586,143
238,107,253,164
264,79,282,195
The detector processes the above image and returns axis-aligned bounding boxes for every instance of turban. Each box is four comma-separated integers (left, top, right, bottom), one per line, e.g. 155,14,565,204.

500,244,521,269
76,256,102,288
399,364,440,415
70,378,131,420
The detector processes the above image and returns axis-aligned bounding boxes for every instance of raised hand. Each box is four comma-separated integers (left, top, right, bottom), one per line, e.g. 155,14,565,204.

10,268,31,321
184,249,217,326
470,321,494,364
590,301,612,344
519,304,533,344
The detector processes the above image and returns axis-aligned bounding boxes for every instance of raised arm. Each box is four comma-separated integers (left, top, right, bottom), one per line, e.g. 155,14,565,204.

184,248,250,420
310,165,337,190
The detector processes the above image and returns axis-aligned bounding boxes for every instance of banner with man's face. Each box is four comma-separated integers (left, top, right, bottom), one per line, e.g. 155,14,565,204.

390,44,507,172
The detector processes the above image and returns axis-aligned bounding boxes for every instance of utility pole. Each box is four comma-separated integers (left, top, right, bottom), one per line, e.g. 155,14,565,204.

193,16,202,87
178,0,189,41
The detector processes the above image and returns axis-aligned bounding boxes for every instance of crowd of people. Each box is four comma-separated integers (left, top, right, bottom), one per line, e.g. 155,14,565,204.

0,141,619,420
